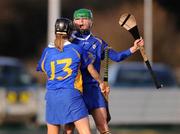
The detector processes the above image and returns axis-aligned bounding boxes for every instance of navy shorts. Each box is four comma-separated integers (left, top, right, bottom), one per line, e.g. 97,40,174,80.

82,84,106,112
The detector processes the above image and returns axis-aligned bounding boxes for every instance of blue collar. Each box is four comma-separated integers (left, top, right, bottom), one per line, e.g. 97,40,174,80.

72,31,92,41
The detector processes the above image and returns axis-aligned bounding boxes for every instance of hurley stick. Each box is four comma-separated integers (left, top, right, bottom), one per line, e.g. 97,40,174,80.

119,13,162,89
103,47,111,122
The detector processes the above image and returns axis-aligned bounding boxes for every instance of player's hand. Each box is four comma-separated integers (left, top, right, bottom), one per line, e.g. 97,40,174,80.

130,37,144,53
134,37,144,48
99,82,110,96
99,82,110,101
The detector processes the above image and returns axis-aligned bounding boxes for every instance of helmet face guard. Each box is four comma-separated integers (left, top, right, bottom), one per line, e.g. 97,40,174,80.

55,18,73,36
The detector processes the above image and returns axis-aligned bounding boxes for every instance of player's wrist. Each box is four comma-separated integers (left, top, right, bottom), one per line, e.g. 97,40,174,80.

130,46,138,53
98,79,104,85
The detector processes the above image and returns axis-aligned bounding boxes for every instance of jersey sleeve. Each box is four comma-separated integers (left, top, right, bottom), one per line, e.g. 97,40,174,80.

36,47,48,72
108,48,132,62
99,39,132,62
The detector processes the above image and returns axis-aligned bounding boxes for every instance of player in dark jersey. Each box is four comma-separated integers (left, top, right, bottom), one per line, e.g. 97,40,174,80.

37,18,109,134
63,9,144,134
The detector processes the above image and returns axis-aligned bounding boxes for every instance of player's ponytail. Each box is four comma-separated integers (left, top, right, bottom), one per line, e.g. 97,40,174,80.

54,34,67,51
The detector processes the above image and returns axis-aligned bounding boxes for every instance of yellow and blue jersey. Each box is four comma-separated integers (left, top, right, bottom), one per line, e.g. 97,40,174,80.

37,41,92,124
37,41,93,92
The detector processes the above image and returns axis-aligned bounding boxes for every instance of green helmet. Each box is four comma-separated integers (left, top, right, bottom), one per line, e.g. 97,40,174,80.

73,8,93,20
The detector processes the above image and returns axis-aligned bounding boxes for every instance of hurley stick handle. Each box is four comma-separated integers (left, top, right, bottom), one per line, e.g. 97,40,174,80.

139,46,148,62
139,45,162,89
103,47,111,122
103,47,109,101
104,47,109,82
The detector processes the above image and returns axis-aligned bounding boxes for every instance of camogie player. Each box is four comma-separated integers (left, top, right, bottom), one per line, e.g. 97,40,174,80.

36,18,109,134
64,8,144,134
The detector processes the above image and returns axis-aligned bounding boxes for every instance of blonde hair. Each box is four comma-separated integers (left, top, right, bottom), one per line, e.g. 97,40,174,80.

54,33,68,51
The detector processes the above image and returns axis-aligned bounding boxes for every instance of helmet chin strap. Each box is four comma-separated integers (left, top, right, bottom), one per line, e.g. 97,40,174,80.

79,29,90,34
77,24,92,35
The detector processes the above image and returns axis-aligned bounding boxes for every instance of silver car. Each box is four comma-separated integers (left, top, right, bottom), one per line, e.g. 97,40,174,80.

0,56,39,124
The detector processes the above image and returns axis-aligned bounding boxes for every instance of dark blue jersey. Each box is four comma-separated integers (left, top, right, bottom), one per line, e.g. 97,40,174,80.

72,31,132,85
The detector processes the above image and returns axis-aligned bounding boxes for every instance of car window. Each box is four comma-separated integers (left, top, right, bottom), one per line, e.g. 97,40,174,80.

113,67,177,88
0,65,34,87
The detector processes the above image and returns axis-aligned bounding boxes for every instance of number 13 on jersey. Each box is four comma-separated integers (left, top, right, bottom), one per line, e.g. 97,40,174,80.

49,58,72,80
